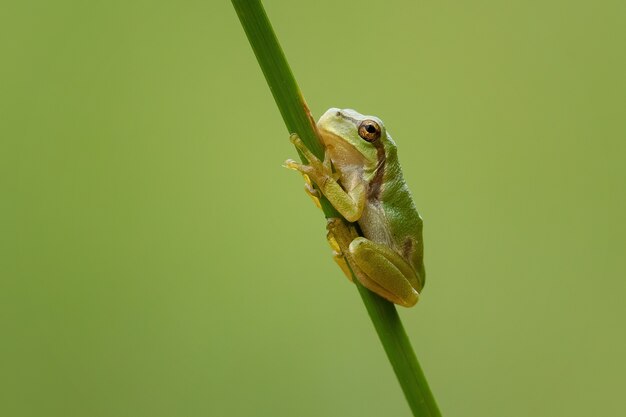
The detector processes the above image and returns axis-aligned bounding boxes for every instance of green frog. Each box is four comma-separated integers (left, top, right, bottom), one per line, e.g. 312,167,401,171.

285,108,425,307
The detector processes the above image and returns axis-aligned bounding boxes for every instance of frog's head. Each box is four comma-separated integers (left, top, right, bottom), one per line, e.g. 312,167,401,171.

317,108,391,174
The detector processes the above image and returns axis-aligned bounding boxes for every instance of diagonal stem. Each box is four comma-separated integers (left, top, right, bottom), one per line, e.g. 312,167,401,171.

231,1,441,415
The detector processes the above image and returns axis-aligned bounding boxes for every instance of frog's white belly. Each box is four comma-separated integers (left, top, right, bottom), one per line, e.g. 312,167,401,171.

357,202,397,252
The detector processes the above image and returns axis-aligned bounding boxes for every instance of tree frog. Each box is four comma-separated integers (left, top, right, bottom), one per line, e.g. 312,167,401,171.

285,108,425,307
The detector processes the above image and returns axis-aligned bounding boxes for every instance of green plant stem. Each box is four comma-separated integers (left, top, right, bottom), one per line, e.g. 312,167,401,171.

231,1,441,416
356,284,440,416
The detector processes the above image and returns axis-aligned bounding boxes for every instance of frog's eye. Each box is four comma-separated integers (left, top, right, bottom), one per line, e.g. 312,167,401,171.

358,120,381,142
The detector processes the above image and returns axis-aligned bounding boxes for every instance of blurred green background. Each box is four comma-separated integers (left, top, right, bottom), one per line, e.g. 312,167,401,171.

2,0,625,416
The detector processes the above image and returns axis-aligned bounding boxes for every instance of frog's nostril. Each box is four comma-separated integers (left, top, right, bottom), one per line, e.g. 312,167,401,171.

335,110,342,117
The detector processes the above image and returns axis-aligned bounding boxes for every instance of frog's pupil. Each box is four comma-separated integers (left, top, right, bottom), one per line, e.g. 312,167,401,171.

366,125,376,133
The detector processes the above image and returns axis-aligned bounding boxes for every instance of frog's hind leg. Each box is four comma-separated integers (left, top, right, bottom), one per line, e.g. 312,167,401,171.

303,174,322,209
326,230,353,282
326,219,420,307
348,238,421,307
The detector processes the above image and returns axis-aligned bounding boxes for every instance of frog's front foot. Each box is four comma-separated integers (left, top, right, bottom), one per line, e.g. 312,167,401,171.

284,134,332,180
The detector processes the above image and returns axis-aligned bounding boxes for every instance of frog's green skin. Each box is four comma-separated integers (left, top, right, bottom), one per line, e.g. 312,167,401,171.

285,108,425,307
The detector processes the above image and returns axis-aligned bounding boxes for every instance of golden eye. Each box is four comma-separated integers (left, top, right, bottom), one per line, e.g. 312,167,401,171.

358,120,381,142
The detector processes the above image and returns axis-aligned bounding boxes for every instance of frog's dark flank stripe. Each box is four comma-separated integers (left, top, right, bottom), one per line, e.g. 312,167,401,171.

368,140,386,201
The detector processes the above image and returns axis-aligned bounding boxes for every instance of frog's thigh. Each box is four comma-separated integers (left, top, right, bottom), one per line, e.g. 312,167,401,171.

326,218,408,304
349,238,420,307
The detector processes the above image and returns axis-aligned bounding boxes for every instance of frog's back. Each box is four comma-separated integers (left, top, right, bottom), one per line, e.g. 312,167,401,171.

358,143,424,277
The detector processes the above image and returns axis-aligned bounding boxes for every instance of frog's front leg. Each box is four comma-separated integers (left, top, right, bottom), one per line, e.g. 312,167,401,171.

285,134,366,223
327,219,421,307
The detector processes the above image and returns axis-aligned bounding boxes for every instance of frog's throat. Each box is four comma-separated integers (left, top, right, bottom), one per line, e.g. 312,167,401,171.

318,129,368,168
318,128,386,201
